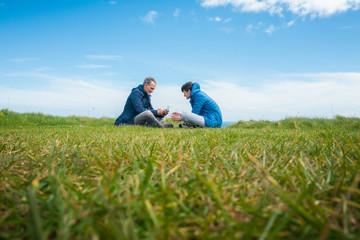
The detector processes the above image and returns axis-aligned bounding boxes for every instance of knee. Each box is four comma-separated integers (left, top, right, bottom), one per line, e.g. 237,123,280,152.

138,110,155,119
143,110,152,114
182,112,189,121
142,110,153,118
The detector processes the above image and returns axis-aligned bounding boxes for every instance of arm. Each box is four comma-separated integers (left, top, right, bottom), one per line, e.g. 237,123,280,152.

191,95,207,115
171,112,182,121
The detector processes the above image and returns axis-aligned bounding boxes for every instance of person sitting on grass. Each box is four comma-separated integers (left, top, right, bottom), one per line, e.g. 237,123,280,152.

114,77,173,128
171,82,222,128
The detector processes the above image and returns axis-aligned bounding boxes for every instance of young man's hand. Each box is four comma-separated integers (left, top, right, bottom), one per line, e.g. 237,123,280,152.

171,112,182,121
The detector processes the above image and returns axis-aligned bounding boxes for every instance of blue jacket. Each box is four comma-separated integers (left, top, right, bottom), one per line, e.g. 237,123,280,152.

189,82,222,128
114,84,159,125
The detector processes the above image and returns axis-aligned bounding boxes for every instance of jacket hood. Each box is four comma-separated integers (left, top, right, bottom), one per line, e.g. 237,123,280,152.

133,84,148,96
191,82,201,97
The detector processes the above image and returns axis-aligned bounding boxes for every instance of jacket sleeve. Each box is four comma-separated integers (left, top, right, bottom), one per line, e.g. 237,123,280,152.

191,94,207,115
151,109,158,116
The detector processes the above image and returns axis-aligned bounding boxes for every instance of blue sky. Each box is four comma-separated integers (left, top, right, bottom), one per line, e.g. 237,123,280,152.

1,0,360,121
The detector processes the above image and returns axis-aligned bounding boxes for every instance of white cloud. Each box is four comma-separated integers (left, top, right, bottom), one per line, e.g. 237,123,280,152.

246,22,263,33
246,24,254,32
201,0,360,18
85,55,122,60
0,72,189,119
287,20,296,27
201,72,360,121
223,18,232,23
108,1,117,5
173,8,181,17
265,24,276,34
246,22,277,34
2,72,360,121
141,10,158,24
209,16,232,23
1,72,128,118
77,64,111,69
209,16,222,22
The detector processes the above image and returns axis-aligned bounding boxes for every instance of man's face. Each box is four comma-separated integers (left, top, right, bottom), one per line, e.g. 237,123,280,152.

144,81,156,94
183,90,191,100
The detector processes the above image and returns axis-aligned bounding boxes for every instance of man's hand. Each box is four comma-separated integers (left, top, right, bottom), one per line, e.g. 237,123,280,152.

171,112,182,121
157,108,168,116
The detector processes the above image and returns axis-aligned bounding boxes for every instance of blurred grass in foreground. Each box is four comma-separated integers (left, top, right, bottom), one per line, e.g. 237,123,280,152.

1,110,360,239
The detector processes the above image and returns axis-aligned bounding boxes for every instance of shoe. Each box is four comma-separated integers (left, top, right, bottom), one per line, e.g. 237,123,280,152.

163,123,174,128
179,123,198,128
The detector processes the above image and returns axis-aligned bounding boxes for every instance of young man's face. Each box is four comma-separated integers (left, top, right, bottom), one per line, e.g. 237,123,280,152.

144,81,156,94
183,90,191,100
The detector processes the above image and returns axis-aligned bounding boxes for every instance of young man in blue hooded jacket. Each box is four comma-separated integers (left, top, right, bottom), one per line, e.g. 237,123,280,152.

171,82,222,128
114,77,173,128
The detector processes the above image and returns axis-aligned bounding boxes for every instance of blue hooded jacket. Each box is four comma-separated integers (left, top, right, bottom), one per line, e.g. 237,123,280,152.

189,82,222,128
114,84,159,125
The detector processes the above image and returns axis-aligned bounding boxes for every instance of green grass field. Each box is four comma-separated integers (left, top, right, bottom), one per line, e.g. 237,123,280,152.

1,109,360,239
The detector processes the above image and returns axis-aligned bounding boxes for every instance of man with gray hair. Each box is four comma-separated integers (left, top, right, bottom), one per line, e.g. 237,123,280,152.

114,77,173,128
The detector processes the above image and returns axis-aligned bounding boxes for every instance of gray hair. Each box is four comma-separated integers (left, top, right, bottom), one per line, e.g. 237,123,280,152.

143,76,156,86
